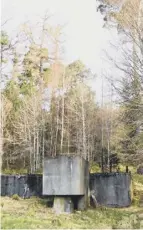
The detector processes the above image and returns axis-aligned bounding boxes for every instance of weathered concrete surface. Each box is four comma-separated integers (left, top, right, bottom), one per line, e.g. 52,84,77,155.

90,172,132,207
53,197,74,214
1,174,42,197
43,155,89,196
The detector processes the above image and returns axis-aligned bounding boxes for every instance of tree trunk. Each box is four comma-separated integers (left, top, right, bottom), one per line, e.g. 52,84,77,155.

36,131,39,170
42,128,45,167
60,67,65,154
81,88,86,159
101,74,104,172
33,128,36,172
55,97,60,156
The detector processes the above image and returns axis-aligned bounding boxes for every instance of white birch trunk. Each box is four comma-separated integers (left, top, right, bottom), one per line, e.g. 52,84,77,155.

81,88,86,159
60,67,65,154
42,129,45,166
55,98,60,156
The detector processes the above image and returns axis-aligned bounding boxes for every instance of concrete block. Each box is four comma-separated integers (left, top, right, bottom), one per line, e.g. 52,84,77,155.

43,155,89,196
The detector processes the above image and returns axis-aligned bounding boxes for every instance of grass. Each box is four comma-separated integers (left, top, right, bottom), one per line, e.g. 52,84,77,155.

1,196,143,229
90,162,138,174
2,168,42,175
132,173,143,206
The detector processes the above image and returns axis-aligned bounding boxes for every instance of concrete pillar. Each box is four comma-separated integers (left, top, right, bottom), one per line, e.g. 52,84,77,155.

77,196,86,210
53,197,74,214
77,194,89,210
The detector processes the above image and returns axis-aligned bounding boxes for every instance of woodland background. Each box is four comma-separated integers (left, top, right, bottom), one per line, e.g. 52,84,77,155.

0,0,143,173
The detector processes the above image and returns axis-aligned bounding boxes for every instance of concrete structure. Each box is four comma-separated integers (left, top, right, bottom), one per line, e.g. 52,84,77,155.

43,155,89,196
43,155,89,213
1,168,132,209
90,172,132,207
1,174,42,197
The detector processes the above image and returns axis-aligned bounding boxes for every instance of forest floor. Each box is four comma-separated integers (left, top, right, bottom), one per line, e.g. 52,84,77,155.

1,169,143,229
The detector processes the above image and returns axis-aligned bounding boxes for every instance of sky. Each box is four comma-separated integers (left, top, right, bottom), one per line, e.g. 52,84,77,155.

1,0,119,103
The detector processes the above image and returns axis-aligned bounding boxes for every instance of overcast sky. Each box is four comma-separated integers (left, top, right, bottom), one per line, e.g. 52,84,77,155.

2,0,119,103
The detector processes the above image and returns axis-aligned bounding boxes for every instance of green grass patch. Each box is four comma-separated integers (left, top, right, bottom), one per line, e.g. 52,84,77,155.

1,197,143,229
132,173,143,206
11,194,20,200
2,168,42,175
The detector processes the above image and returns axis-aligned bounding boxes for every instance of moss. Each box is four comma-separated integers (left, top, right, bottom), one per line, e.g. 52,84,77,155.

11,194,20,200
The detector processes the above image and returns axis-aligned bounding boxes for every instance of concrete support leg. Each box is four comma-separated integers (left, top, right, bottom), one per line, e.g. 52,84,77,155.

53,196,74,214
77,195,88,211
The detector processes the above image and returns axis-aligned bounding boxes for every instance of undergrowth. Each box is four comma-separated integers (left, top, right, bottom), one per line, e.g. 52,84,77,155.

2,168,42,175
